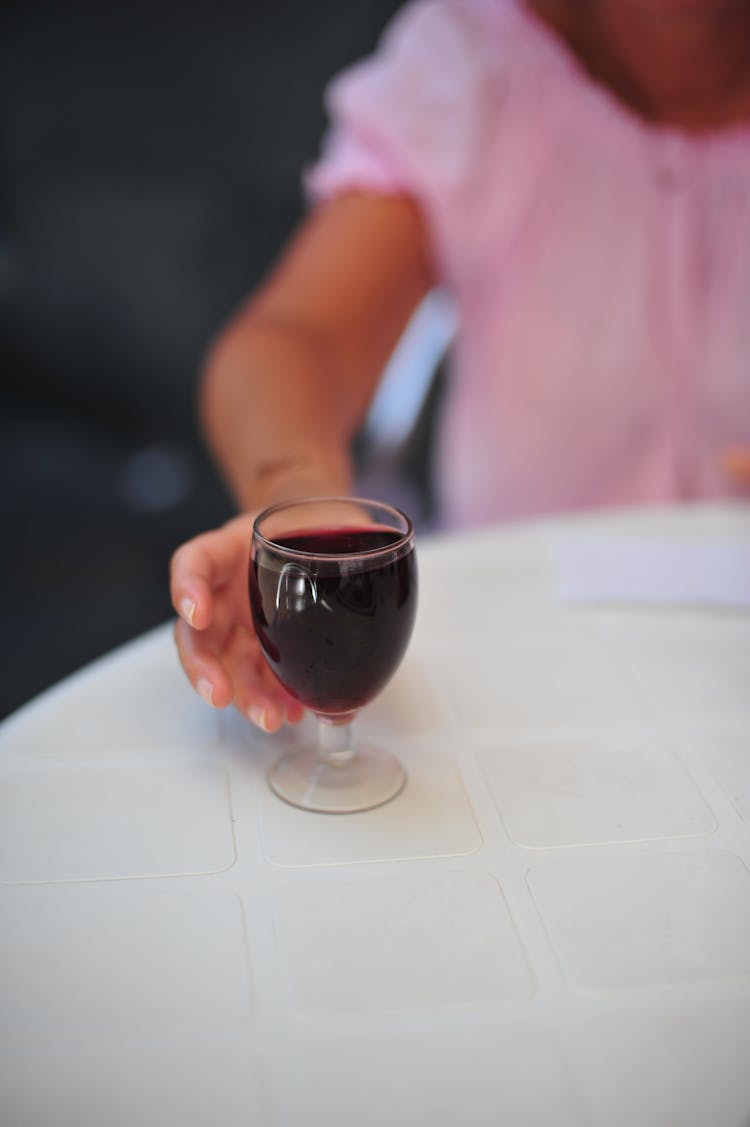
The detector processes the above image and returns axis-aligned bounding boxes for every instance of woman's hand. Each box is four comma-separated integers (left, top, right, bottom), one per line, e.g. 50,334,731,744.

170,513,305,732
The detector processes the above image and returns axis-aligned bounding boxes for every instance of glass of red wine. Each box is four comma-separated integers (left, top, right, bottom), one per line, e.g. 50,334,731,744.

249,496,417,813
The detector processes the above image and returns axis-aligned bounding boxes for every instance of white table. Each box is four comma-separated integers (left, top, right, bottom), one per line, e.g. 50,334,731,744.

1,503,749,1127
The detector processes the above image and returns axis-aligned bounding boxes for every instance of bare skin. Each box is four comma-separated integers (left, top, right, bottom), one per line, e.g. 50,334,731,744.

171,0,750,730
171,195,433,730
532,0,750,129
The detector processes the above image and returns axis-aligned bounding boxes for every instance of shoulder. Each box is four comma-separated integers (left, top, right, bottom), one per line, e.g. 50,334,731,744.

306,0,551,238
322,0,531,159
353,0,528,84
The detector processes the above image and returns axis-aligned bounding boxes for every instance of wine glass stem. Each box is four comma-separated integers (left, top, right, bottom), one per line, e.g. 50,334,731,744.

317,716,356,768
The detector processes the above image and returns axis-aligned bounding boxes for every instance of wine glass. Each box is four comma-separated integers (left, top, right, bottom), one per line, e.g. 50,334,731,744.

249,496,417,813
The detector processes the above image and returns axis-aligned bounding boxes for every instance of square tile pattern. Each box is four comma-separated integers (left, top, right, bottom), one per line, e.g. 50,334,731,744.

672,722,750,826
572,1001,750,1127
273,870,534,1014
269,1026,584,1127
528,851,750,989
0,1041,268,1127
441,630,648,731
0,759,236,883
260,749,481,867
604,616,750,720
0,890,253,1042
479,735,716,848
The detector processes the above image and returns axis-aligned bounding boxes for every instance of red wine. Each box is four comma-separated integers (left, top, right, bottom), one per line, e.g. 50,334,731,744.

249,526,417,716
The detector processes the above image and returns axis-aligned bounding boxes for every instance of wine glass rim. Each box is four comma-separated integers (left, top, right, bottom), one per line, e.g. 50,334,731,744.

252,495,414,561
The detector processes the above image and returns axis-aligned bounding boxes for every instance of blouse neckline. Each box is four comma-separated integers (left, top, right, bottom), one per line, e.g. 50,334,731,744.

509,0,750,150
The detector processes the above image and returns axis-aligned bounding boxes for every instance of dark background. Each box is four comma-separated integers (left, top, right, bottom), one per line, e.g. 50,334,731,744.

0,0,412,720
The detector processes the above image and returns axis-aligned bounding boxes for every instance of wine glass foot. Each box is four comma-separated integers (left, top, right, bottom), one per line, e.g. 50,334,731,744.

268,744,406,814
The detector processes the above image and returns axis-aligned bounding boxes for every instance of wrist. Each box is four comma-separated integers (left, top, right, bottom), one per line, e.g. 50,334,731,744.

237,451,353,512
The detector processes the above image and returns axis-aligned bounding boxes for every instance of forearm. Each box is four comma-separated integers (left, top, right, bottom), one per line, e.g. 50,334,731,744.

199,196,433,511
200,312,362,512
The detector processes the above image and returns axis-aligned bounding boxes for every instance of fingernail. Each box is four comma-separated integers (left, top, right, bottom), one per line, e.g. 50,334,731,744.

197,677,214,707
181,598,196,626
249,704,269,731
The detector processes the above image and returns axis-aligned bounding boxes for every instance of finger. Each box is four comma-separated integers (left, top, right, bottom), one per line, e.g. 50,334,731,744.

226,626,305,732
170,514,254,630
173,617,234,709
246,691,305,732
230,640,286,732
170,543,218,631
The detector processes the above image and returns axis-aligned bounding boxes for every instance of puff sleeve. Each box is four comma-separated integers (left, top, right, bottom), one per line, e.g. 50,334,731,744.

305,0,509,208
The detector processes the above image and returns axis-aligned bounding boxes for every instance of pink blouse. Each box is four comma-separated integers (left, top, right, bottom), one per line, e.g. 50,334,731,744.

306,0,750,528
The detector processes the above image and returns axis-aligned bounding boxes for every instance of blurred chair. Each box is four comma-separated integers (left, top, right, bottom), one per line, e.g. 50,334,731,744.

355,290,457,528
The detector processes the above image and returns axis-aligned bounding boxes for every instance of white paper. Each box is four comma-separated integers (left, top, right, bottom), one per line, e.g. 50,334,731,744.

555,537,750,608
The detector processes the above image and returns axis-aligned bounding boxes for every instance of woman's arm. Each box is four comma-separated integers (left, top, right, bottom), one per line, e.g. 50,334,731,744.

170,190,434,729
200,191,435,510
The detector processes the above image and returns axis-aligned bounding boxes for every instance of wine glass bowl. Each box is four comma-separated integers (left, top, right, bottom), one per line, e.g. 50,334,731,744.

249,497,418,813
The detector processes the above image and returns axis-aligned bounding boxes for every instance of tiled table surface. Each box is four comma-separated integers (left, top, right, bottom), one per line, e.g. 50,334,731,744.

1,503,749,1127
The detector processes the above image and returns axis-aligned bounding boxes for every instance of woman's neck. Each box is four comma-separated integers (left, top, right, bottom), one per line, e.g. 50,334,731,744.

530,0,750,129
